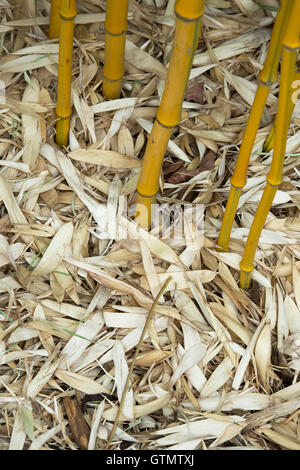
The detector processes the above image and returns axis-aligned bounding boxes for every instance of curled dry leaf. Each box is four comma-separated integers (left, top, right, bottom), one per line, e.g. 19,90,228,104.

184,82,205,104
21,77,42,169
254,322,271,390
103,393,171,422
68,148,141,169
166,151,216,184
31,222,73,277
55,370,110,395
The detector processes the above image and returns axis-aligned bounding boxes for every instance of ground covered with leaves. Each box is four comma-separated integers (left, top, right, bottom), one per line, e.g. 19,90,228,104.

0,0,300,451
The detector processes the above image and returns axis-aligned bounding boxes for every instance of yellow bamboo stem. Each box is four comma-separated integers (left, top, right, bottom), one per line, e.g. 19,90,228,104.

49,0,61,39
240,1,300,289
56,0,77,148
136,0,205,229
264,70,300,152
217,0,293,252
103,0,129,100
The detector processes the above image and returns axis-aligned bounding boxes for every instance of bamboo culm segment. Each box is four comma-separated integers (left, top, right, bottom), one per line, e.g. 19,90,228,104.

217,83,270,251
103,0,129,100
56,0,77,148
49,0,61,39
136,0,205,229
217,0,293,253
239,1,300,289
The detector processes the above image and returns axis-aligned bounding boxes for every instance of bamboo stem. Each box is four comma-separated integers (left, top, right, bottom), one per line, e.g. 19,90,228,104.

103,0,129,100
136,0,205,229
56,0,77,148
239,1,300,289
217,0,293,252
49,0,61,39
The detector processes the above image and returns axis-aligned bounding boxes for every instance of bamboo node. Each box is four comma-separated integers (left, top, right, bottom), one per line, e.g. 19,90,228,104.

56,113,72,120
156,117,175,130
136,189,159,199
104,28,127,37
102,74,123,83
59,13,77,21
175,1,205,21
265,178,280,188
174,11,203,23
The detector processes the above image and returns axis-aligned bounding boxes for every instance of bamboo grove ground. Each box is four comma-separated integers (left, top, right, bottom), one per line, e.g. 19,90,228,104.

0,0,300,450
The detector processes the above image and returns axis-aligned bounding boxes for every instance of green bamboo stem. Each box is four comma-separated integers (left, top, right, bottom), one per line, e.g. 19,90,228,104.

239,0,300,288
135,0,205,229
55,0,77,147
49,0,61,39
103,0,129,99
217,0,293,253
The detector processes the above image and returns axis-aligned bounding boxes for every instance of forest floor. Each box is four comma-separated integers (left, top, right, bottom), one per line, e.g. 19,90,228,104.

0,0,300,450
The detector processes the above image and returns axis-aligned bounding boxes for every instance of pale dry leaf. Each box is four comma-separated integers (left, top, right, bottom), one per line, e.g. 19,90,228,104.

31,222,73,277
113,341,134,420
232,316,267,390
139,269,215,292
171,343,206,386
254,322,271,389
200,357,235,398
292,262,300,312
9,407,26,450
59,312,103,369
284,295,300,334
26,350,62,399
259,427,300,451
55,370,110,395
69,148,141,169
21,77,42,168
125,39,166,78
103,393,171,422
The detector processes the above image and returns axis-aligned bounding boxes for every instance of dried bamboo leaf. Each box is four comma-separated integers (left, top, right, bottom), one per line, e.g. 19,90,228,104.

232,316,267,390
26,349,62,398
259,427,300,451
63,396,90,450
103,393,171,422
200,357,234,397
113,341,134,419
31,223,73,277
21,77,42,168
125,40,166,78
139,269,215,291
9,407,26,450
193,29,271,65
284,295,300,334
55,370,110,394
59,312,103,369
171,343,206,386
69,148,141,169
254,322,271,389
292,262,300,312
210,303,252,345
29,425,61,451
135,349,172,366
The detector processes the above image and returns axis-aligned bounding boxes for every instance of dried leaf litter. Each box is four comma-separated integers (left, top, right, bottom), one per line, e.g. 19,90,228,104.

0,0,299,451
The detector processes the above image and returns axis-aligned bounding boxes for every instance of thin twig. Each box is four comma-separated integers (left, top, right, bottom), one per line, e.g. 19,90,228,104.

105,276,172,449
